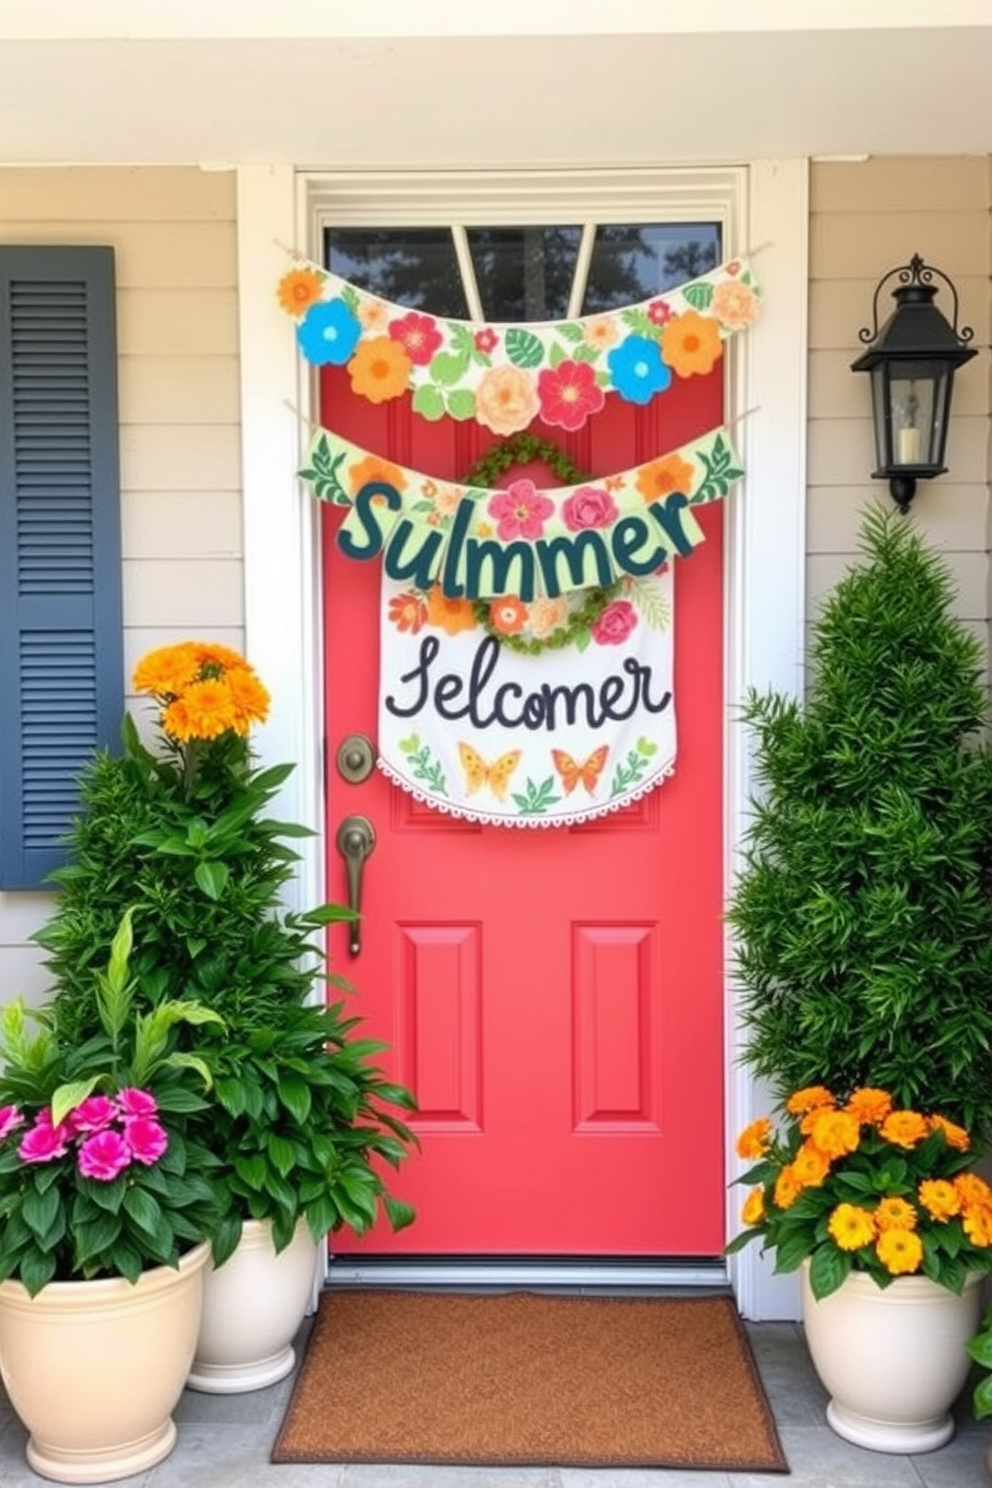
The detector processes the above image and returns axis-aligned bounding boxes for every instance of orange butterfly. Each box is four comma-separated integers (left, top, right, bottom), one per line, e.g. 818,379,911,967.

458,743,522,802
552,746,609,796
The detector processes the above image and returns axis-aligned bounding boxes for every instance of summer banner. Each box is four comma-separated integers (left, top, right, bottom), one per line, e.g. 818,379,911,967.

278,256,760,433
378,565,675,828
298,425,744,601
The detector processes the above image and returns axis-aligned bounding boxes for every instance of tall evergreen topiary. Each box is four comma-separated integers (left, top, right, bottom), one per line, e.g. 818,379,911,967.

729,506,992,1135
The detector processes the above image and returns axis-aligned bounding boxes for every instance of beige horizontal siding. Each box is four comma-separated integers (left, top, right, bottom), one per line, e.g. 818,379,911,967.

0,166,242,997
807,156,992,670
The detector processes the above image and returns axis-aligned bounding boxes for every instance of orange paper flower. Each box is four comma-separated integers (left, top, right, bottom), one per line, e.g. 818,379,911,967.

277,267,324,316
347,453,407,500
660,310,723,378
427,586,478,637
635,452,696,505
348,337,411,405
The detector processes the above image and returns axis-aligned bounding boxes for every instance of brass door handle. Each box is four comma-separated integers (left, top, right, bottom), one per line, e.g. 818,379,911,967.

336,815,376,956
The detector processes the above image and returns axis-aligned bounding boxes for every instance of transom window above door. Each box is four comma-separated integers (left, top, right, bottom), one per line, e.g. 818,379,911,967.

323,222,722,323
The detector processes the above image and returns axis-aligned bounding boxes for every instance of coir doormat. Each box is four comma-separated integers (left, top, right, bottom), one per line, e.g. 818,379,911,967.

272,1289,789,1472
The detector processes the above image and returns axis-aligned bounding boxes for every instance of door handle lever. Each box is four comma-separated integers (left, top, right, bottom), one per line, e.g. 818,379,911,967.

336,815,376,956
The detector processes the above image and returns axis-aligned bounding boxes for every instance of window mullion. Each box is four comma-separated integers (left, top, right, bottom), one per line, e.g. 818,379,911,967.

451,226,485,321
568,224,597,318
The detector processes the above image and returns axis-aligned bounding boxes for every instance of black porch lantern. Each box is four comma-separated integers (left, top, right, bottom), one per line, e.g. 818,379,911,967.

850,254,976,512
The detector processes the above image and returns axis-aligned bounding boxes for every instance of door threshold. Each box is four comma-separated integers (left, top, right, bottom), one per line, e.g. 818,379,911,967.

326,1256,729,1293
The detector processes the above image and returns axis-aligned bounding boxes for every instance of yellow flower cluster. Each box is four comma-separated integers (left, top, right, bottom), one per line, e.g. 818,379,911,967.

735,1084,990,1278
133,641,271,743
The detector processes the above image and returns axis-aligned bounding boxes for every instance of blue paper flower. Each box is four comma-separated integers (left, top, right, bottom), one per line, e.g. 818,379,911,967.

607,334,672,405
297,298,362,366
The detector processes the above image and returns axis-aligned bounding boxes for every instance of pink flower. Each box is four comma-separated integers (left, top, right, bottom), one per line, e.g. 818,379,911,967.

124,1117,169,1167
0,1105,24,1141
117,1087,158,1119
561,485,618,532
69,1095,118,1132
648,299,675,326
388,311,443,367
474,327,499,355
487,478,555,541
592,599,639,646
19,1116,70,1164
536,359,605,431
77,1129,132,1182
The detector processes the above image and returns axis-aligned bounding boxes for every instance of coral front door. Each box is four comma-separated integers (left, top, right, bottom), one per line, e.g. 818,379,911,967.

321,223,726,1257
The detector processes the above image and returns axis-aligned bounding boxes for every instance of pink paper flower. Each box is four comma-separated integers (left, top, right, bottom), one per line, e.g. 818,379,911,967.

77,1129,132,1182
117,1087,158,1119
536,359,605,431
487,478,555,541
561,485,618,532
19,1116,70,1164
124,1117,169,1167
388,311,443,367
592,599,639,646
0,1105,24,1141
69,1094,118,1132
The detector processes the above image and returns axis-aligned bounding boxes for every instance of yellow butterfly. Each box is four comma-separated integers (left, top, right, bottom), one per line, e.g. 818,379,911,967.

457,743,522,802
552,745,609,796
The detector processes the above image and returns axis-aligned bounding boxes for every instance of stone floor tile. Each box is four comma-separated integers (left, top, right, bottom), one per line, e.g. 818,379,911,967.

560,1468,731,1487
340,1468,560,1488
146,1420,344,1488
909,1429,991,1488
731,1423,926,1487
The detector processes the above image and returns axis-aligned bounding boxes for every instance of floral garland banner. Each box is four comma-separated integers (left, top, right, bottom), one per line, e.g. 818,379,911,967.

378,562,675,828
278,256,760,434
299,424,743,600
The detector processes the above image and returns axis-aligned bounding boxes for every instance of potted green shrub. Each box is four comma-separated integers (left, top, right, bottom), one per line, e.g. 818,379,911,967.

0,909,224,1481
726,507,992,1452
36,640,417,1393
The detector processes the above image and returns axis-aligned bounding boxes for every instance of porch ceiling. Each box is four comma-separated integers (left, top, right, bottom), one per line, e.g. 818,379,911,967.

2,17,992,167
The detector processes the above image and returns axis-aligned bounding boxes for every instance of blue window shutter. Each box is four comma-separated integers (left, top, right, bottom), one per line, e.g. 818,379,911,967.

0,247,123,890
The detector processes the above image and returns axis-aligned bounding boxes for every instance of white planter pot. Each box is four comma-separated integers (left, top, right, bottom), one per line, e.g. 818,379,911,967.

187,1217,319,1394
0,1242,209,1484
801,1261,983,1453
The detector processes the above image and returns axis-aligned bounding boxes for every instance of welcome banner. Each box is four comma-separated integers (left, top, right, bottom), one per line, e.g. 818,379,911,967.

298,425,744,600
378,565,675,828
279,255,760,433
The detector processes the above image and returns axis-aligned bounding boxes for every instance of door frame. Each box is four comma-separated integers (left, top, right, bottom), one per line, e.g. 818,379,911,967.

236,159,809,1320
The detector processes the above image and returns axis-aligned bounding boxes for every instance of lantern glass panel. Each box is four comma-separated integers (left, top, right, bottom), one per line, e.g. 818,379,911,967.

870,364,890,470
888,367,936,467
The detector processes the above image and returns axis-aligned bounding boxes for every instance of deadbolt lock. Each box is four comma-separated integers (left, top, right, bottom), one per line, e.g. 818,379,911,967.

336,733,376,784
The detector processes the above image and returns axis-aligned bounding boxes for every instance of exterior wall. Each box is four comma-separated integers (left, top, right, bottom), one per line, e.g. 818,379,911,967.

807,156,992,664
0,166,243,1003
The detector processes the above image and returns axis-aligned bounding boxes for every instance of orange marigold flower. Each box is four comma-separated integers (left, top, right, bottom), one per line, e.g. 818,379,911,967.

786,1086,836,1116
164,678,237,741
735,1117,773,1161
489,597,528,636
387,592,428,635
635,452,697,505
880,1110,931,1149
347,453,407,500
930,1114,970,1152
808,1109,861,1160
133,643,201,699
828,1203,877,1251
348,337,411,405
190,641,250,673
792,1142,830,1188
964,1206,992,1248
876,1227,923,1275
919,1179,961,1222
844,1087,893,1126
660,310,723,378
224,666,271,731
956,1174,992,1209
741,1188,765,1227
160,697,193,741
426,586,478,637
874,1196,917,1232
773,1166,803,1211
277,267,324,316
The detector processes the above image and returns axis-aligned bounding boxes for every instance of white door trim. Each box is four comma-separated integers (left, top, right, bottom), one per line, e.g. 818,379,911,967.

236,159,809,1319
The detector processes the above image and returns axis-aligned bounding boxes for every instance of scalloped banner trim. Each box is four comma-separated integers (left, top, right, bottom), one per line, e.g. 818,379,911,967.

279,253,761,433
377,755,676,829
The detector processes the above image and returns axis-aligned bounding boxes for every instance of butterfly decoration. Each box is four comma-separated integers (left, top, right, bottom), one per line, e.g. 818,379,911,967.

551,746,610,796
457,743,522,801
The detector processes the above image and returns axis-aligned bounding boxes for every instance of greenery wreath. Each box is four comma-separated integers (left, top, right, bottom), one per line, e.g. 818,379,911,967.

460,434,621,657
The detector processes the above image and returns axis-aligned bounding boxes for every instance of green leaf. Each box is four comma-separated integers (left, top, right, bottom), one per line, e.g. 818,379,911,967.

51,1077,100,1128
21,1184,61,1243
445,389,477,422
428,349,470,387
267,1134,297,1179
411,385,445,421
194,860,230,901
505,327,543,369
234,1154,267,1192
19,1247,57,1299
974,1373,992,1419
383,1196,416,1231
808,1245,852,1300
683,281,715,311
123,1185,166,1239
277,1073,312,1125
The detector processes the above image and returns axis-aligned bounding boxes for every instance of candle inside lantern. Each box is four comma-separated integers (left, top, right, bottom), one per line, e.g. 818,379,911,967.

898,426,922,464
